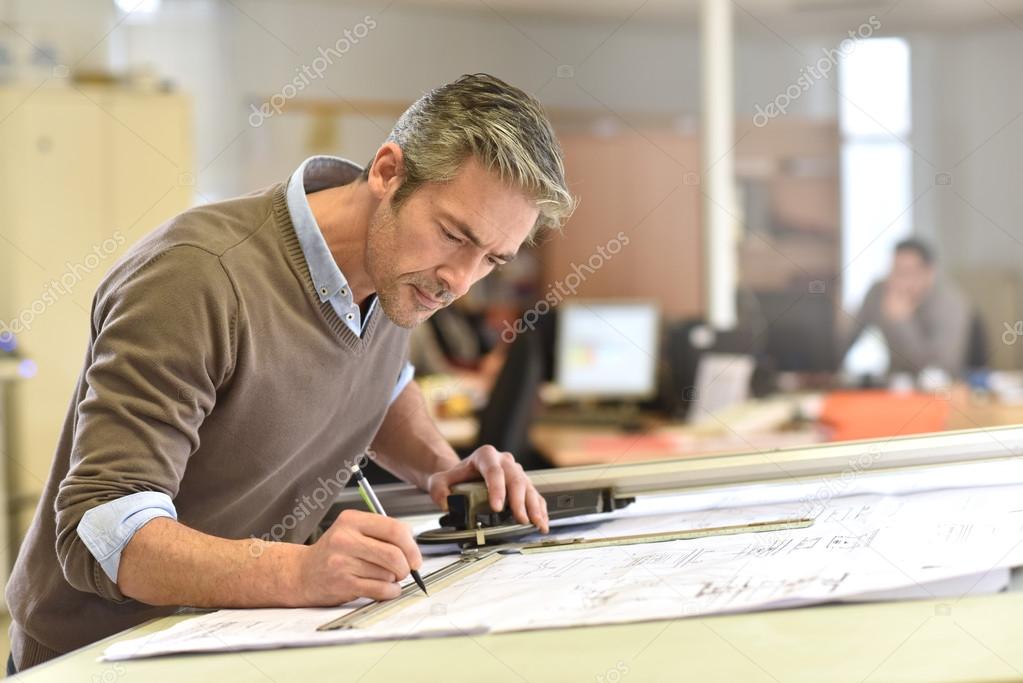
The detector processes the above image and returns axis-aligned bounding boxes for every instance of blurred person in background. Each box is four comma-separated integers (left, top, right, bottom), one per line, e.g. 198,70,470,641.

843,238,973,378
409,293,504,385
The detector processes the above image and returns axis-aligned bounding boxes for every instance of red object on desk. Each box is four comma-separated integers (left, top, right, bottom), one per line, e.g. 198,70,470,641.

819,390,950,442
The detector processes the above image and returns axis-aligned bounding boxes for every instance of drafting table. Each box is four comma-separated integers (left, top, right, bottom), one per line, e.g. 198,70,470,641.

17,590,1023,682
15,426,1023,682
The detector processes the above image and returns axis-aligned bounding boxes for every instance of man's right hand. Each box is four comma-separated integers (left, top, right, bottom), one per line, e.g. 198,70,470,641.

882,283,916,323
295,509,423,606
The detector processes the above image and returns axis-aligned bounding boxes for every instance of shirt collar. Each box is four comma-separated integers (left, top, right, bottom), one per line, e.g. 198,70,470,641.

286,155,364,303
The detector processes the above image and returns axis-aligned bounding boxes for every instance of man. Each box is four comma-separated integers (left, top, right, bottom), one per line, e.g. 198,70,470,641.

844,238,971,377
4,73,575,673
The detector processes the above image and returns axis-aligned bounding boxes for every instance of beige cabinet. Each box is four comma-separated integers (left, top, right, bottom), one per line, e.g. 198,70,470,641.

0,85,192,555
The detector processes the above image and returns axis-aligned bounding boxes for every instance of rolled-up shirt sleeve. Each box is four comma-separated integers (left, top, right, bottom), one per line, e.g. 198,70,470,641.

77,491,178,584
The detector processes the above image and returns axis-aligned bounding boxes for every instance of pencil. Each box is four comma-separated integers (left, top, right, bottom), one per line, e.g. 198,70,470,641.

349,464,429,596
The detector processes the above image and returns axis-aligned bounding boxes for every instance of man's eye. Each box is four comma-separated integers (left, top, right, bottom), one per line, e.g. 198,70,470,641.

441,228,461,244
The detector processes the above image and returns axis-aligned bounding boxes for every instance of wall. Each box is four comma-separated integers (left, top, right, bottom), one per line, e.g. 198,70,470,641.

908,28,1023,366
3,3,1019,347
109,0,840,200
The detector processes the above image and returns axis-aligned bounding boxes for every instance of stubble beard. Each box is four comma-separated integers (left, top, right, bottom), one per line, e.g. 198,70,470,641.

367,202,449,329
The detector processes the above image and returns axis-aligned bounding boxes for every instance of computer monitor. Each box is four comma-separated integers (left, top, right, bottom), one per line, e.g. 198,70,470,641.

755,290,838,373
554,300,660,401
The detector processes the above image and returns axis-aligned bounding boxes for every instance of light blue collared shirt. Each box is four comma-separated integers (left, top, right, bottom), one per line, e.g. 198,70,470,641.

286,156,377,337
286,156,415,398
78,156,415,584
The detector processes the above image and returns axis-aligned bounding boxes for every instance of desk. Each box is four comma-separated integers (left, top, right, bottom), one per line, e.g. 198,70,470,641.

948,392,1023,431
531,396,824,468
22,591,1023,682
418,373,486,450
531,422,823,467
818,387,1023,440
433,416,478,449
22,420,1023,681
530,389,1023,468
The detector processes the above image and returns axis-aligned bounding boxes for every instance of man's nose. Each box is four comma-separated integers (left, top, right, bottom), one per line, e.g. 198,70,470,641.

445,268,473,299
439,258,477,299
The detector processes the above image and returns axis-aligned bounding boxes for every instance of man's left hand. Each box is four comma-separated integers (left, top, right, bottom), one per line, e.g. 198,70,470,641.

882,283,916,322
426,445,549,533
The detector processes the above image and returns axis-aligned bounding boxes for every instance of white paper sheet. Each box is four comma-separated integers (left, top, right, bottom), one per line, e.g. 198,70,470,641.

103,480,1023,662
101,474,1023,662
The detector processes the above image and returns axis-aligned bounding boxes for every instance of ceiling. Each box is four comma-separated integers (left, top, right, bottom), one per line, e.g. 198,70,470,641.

385,0,1023,33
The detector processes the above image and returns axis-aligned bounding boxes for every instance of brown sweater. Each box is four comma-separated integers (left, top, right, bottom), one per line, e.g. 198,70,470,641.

4,182,410,670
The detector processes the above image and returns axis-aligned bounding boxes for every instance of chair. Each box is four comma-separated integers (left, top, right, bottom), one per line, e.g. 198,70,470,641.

965,310,989,371
469,317,548,468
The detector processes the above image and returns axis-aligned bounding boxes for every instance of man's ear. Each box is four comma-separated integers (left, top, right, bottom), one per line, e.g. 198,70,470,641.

368,142,405,199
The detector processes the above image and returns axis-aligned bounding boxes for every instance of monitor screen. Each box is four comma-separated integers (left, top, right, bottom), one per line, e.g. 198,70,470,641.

755,290,837,373
554,301,660,400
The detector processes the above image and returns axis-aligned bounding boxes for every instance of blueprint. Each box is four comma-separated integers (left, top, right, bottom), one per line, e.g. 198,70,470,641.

103,479,1023,661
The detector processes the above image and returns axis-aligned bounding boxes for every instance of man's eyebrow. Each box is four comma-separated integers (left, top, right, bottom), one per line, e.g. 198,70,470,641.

439,210,517,262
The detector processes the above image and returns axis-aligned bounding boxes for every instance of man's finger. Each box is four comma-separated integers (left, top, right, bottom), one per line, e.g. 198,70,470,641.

526,489,549,533
347,557,398,583
429,457,484,508
348,533,414,578
477,454,507,512
341,509,410,543
429,474,452,509
374,526,422,572
350,576,402,602
504,461,529,525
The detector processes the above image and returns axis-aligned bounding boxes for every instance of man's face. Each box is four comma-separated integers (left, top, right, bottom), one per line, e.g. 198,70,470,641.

366,156,538,328
889,249,934,302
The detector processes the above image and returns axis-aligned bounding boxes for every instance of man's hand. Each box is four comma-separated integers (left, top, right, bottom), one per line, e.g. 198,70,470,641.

882,284,916,322
426,445,550,533
295,509,423,606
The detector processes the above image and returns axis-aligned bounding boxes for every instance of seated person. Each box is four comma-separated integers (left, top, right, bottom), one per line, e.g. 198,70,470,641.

409,297,506,390
843,238,972,377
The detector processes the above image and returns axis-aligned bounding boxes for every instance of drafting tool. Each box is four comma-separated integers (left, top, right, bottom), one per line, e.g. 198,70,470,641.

101,426,1023,668
330,426,1023,520
315,426,1023,632
317,549,503,631
416,482,633,546
317,516,814,631
326,426,1023,549
513,517,814,554
350,464,428,595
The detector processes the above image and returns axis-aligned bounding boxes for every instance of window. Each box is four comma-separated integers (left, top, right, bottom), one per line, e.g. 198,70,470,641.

839,37,912,314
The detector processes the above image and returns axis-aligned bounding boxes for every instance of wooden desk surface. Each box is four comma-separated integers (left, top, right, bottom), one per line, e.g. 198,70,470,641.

531,422,824,467
433,415,478,449
24,592,1023,682
532,390,1023,468
948,392,1023,432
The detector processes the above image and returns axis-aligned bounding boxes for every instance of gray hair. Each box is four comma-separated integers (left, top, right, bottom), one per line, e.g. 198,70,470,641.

364,73,575,243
